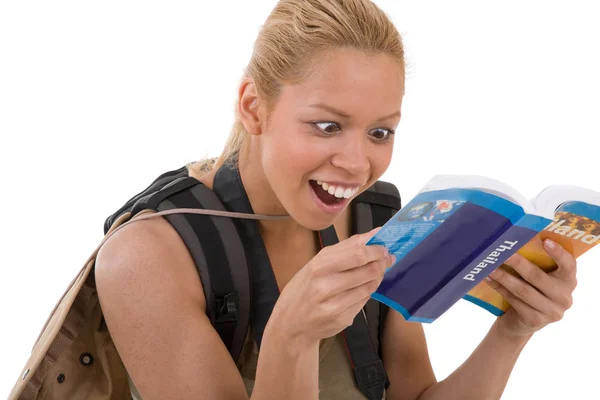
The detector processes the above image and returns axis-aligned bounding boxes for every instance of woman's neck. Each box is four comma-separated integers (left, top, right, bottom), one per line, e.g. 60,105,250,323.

193,150,308,238
194,149,351,240
237,148,316,238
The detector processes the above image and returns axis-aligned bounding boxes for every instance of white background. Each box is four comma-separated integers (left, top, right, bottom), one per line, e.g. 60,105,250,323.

1,1,599,398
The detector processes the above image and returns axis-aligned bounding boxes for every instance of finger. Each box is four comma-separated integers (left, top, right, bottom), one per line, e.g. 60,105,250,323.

327,254,394,296
503,253,565,305
325,242,389,272
353,227,383,244
337,293,373,329
331,227,381,253
544,239,578,287
484,278,549,324
487,267,555,316
329,272,384,315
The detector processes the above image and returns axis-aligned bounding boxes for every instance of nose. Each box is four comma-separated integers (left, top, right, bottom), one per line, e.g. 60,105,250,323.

330,132,370,174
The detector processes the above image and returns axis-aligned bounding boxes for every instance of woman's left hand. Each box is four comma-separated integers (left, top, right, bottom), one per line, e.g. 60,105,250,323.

485,239,578,337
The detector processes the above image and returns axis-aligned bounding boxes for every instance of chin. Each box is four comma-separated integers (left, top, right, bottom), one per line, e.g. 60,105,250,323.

294,212,340,232
291,201,349,231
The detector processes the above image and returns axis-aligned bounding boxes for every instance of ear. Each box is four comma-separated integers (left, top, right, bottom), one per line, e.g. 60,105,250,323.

237,77,263,136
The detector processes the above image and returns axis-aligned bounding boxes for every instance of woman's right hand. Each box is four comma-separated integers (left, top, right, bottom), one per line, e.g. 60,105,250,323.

268,227,395,344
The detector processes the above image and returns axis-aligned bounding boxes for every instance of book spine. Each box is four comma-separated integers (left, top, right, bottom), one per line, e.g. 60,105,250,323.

373,203,521,323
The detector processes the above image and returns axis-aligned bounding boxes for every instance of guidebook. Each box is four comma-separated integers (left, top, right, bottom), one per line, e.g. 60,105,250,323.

367,175,600,323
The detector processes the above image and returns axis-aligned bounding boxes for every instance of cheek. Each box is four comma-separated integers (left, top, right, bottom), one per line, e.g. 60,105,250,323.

371,143,393,174
261,127,315,188
263,125,325,173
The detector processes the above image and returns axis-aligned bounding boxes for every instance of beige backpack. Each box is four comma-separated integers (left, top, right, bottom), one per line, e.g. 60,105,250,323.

8,206,278,400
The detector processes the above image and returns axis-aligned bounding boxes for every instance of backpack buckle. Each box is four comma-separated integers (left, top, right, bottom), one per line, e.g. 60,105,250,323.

353,359,389,400
214,292,238,323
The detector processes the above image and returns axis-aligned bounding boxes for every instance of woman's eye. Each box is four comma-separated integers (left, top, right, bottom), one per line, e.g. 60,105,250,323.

369,128,395,141
314,121,341,135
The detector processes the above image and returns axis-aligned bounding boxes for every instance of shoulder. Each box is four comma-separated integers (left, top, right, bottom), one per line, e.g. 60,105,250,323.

93,213,250,398
95,213,206,310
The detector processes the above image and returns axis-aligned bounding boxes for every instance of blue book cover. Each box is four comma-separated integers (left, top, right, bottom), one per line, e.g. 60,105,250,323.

366,176,600,323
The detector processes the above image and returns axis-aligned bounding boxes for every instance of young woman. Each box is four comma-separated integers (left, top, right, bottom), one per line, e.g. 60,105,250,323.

95,1,578,399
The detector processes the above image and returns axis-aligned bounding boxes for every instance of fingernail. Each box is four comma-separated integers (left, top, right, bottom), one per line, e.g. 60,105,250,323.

485,276,492,282
544,239,556,250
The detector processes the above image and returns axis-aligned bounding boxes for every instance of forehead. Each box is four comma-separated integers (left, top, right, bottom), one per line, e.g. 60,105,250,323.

278,48,405,116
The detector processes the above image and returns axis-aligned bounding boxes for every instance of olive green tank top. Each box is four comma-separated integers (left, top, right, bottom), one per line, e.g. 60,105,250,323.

236,329,383,399
128,329,384,399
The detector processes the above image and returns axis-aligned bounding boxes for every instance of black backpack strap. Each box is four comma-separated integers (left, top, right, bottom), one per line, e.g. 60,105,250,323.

104,169,251,363
103,166,190,234
319,225,388,400
352,180,402,395
354,180,401,232
354,180,401,348
156,181,251,362
212,161,281,350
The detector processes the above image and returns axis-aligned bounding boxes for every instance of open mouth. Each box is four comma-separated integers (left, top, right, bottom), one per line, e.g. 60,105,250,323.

309,180,359,211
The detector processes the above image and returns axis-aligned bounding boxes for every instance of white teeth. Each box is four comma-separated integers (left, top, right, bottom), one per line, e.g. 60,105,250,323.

314,180,359,199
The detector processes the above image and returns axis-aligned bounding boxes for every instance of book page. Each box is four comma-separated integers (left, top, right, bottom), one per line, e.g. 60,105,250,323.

532,184,600,218
419,175,537,215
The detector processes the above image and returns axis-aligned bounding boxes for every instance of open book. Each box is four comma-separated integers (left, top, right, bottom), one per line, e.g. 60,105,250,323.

367,175,600,323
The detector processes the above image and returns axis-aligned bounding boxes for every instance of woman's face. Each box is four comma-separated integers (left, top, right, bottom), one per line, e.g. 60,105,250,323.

256,47,404,230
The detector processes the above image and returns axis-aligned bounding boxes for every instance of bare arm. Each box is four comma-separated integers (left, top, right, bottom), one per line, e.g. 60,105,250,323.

95,217,319,400
415,320,530,400
381,309,437,400
382,308,529,400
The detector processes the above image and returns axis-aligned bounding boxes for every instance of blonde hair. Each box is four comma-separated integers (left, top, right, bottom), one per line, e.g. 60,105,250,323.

188,0,405,175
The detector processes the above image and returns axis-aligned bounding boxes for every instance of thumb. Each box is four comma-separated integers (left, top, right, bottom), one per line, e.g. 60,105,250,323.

354,226,382,244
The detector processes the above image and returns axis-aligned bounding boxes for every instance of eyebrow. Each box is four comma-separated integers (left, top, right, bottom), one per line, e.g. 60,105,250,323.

308,103,401,122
